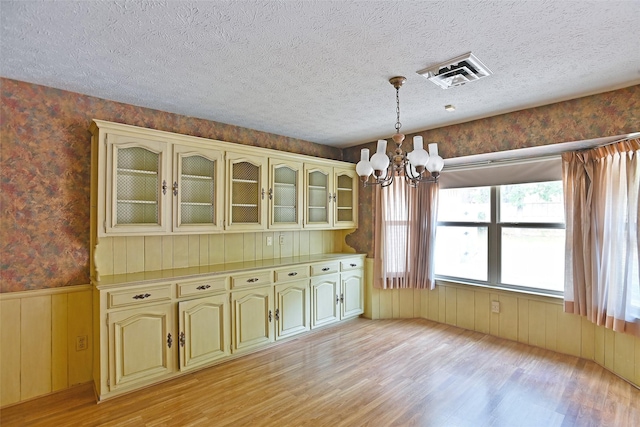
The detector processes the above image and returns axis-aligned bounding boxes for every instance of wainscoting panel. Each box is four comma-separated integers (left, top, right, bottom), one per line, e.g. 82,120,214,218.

95,230,346,277
0,286,92,407
363,258,640,388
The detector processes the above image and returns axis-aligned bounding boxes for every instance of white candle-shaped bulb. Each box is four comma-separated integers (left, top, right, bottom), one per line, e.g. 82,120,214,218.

370,140,390,171
356,148,373,177
409,135,429,167
413,135,424,151
426,143,444,172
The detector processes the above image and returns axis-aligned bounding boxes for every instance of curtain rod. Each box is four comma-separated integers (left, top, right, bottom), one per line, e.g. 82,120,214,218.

443,132,640,170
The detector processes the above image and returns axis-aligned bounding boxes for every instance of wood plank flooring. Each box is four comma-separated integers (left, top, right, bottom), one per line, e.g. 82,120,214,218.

1,318,638,426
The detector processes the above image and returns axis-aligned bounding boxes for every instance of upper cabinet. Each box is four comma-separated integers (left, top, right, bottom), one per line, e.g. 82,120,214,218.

104,133,170,235
91,120,356,237
269,158,303,230
334,167,358,229
304,163,358,229
173,145,224,233
225,151,268,231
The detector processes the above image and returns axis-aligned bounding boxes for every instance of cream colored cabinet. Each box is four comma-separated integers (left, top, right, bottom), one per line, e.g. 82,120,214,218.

226,151,269,231
178,295,230,372
104,133,170,235
310,273,340,329
107,302,175,391
173,145,224,233
334,167,358,229
269,158,303,229
340,270,364,319
304,163,333,229
231,286,274,353
274,280,310,340
304,163,358,229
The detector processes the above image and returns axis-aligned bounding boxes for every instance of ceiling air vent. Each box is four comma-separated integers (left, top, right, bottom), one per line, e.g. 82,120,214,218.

417,52,492,89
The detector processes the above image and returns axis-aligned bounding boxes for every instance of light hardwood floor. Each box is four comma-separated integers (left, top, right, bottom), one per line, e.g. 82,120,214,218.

1,318,638,426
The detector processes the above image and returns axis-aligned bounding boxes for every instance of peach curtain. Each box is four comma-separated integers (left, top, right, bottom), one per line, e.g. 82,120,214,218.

373,178,438,289
562,138,640,337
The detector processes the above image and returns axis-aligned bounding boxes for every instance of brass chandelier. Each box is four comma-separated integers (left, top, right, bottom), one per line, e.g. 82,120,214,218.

356,76,444,187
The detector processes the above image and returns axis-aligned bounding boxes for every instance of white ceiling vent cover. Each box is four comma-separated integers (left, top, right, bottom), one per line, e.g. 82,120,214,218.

418,53,492,89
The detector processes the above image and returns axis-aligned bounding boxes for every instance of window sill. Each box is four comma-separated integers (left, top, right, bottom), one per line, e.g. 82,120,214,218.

434,277,564,303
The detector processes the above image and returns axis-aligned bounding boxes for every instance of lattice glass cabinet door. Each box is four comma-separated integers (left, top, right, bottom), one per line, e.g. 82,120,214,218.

269,159,303,229
226,152,268,231
334,168,358,228
304,164,333,228
173,145,224,232
106,135,169,234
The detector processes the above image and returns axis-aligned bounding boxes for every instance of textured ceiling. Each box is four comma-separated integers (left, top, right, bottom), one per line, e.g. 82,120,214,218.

1,1,639,148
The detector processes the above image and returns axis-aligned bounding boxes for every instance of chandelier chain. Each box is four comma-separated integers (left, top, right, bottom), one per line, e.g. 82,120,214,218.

395,86,401,133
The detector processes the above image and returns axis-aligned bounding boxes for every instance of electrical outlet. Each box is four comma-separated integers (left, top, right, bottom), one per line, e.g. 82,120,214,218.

279,235,285,245
76,335,88,351
491,300,500,313
266,236,272,246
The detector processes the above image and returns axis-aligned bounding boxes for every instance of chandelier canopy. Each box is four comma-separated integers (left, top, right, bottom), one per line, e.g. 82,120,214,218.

356,76,444,187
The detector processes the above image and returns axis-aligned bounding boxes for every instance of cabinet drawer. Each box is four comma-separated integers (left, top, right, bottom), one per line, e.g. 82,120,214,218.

275,265,309,282
341,258,364,271
107,284,173,309
231,270,273,289
310,262,340,276
177,276,228,298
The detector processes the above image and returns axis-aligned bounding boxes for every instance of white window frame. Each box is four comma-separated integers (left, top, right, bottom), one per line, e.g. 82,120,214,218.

436,183,566,296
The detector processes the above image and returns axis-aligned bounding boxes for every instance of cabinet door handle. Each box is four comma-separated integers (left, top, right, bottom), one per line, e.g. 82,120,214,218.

247,278,259,283
167,333,173,348
328,193,332,202
132,293,151,300
261,188,265,200
268,188,273,200
322,267,330,272
179,332,185,348
172,181,178,196
335,294,339,305
287,272,298,277
275,308,280,321
333,193,337,202
340,293,344,303
350,263,357,267
268,310,272,322
162,180,167,195
196,285,211,290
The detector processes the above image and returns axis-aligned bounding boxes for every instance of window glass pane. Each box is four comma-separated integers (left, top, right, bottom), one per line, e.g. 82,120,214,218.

501,228,565,292
438,187,491,222
500,181,564,223
435,226,488,281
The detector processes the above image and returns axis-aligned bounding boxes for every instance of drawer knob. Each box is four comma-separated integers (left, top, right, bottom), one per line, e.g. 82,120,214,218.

350,263,357,267
322,267,330,272
196,285,211,290
247,278,259,283
288,272,298,277
132,293,151,300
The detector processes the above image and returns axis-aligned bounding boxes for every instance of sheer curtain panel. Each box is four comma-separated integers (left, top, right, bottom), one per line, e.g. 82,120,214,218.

373,179,438,289
563,138,640,337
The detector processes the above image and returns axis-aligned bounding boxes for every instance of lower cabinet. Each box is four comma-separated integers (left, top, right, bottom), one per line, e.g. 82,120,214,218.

231,286,275,353
178,295,230,372
95,255,365,401
107,302,176,391
311,273,341,329
275,280,311,340
340,269,364,319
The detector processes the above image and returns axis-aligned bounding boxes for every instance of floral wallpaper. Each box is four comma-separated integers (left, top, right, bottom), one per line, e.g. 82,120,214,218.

2,78,638,292
344,85,640,257
0,78,342,292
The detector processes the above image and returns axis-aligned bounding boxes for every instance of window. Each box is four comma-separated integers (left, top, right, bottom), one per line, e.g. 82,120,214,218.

435,181,565,295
